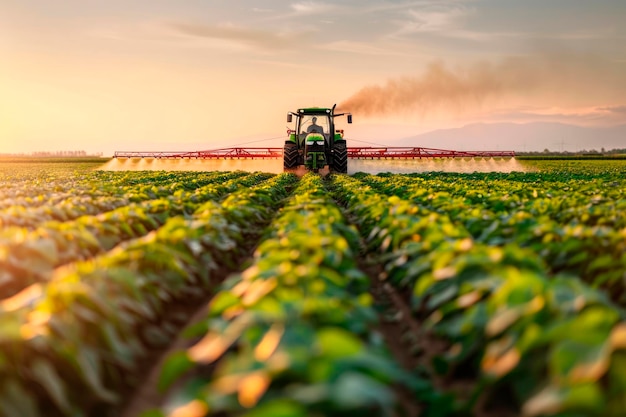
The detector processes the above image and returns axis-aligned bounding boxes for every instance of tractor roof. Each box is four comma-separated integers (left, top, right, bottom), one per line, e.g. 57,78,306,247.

298,107,332,115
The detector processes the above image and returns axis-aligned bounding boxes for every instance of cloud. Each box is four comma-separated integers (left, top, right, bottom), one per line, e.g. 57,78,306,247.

321,40,409,56
290,1,335,14
392,4,470,35
168,22,306,51
362,0,474,14
493,109,604,123
462,104,626,128
247,58,313,69
598,105,626,114
381,2,620,45
407,6,468,32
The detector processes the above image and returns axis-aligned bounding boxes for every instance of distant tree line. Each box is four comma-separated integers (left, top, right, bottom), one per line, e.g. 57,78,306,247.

518,147,626,156
0,151,104,157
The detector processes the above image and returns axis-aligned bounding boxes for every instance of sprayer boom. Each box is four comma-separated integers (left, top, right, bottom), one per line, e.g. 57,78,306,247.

347,147,515,158
114,148,283,159
114,146,514,160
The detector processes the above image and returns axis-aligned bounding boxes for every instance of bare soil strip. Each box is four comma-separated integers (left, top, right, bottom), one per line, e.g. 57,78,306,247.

119,284,220,417
334,197,429,416
351,239,517,417
361,260,424,417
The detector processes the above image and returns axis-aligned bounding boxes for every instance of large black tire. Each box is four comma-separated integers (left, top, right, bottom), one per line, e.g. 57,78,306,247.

331,141,348,174
283,142,299,169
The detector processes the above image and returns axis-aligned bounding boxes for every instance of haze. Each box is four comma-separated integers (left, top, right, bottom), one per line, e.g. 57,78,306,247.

1,0,625,155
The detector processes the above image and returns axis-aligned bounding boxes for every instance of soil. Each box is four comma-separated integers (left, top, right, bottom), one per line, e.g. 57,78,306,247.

363,260,424,417
118,288,219,417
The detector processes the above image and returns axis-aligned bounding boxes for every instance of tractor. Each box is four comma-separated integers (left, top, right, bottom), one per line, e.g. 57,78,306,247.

284,105,352,174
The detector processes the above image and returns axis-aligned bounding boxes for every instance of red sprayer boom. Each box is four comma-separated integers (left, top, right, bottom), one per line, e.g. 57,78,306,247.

114,146,514,160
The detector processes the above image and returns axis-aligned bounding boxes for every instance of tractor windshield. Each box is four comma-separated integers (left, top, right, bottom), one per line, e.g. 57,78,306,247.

300,115,330,137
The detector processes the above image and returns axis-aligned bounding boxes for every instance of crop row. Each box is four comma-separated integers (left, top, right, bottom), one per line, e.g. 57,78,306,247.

153,173,430,417
356,172,626,228
0,173,296,417
0,168,121,200
0,172,271,300
0,172,244,228
332,174,626,416
0,167,200,192
0,171,245,214
356,173,626,305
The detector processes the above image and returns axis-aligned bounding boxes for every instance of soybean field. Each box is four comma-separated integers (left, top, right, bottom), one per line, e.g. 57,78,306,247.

1,158,626,417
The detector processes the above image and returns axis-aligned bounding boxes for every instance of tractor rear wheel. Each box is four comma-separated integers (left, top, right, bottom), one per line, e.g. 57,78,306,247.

283,142,299,169
331,141,348,173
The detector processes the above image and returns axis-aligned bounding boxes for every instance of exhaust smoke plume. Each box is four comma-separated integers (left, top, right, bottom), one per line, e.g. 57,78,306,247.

339,52,626,117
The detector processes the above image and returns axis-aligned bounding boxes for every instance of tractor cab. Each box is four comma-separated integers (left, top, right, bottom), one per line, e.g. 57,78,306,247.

284,105,352,174
298,114,331,144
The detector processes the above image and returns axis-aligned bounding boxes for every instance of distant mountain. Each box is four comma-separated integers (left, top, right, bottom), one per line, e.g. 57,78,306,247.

396,122,626,152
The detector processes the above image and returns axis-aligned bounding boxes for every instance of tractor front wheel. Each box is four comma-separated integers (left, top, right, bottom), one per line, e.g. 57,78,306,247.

283,142,299,169
331,141,348,174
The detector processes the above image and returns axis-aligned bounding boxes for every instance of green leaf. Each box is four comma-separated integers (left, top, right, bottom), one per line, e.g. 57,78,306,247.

587,254,615,272
76,346,118,403
0,379,40,417
158,352,195,392
426,283,458,310
317,328,363,359
209,291,241,315
550,339,611,383
139,410,166,417
30,359,73,414
331,372,394,409
523,383,603,416
101,321,141,366
241,399,306,417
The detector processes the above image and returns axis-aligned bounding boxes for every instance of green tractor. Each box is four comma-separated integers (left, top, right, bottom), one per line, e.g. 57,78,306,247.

284,105,352,174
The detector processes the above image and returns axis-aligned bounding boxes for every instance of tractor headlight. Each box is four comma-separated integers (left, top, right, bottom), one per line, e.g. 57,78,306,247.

316,141,324,146
306,141,315,145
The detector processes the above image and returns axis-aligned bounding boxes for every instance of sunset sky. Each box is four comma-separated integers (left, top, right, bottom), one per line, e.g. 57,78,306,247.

1,0,625,155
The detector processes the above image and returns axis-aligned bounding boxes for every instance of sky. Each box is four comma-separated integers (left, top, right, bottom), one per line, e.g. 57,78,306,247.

1,0,625,155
